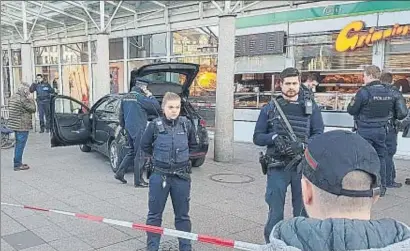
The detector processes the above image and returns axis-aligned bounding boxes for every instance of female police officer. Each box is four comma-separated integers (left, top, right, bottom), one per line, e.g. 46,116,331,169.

141,92,198,251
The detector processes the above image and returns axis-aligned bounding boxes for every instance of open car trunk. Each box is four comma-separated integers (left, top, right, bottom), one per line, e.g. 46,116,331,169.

130,63,200,98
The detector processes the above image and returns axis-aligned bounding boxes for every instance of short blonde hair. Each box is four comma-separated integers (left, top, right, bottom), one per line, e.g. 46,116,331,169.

364,65,381,79
161,92,181,109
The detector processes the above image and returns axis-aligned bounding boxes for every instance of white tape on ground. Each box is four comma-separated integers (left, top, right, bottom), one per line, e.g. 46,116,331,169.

163,228,199,241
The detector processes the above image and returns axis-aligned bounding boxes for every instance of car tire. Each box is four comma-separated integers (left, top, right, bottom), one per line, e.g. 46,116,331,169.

109,140,119,173
79,144,91,152
191,157,205,167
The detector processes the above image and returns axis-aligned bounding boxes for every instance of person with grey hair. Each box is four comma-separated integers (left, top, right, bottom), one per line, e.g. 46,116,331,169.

258,130,410,251
8,83,36,171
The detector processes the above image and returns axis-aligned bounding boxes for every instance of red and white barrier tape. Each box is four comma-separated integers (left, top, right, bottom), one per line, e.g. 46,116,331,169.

1,202,260,250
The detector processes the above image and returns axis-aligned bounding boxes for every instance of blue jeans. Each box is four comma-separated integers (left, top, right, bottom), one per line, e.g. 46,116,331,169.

357,127,387,188
264,168,307,243
146,173,191,251
37,101,51,130
13,131,29,168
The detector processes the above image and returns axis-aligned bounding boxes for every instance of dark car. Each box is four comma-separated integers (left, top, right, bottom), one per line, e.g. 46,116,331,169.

49,63,209,172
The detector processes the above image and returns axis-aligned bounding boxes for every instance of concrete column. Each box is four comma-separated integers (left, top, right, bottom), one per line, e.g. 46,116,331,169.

214,14,236,163
94,33,110,101
21,43,34,86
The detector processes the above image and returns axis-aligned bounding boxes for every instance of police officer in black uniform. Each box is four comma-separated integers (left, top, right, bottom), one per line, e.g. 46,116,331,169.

29,74,55,133
114,80,161,187
380,72,408,188
141,92,198,251
253,67,324,243
347,65,407,196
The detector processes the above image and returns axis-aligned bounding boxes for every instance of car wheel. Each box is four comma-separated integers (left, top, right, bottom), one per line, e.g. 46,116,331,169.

79,144,91,152
109,140,119,173
191,157,205,167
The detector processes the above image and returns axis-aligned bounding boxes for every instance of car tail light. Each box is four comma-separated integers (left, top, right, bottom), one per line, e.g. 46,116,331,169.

199,119,206,127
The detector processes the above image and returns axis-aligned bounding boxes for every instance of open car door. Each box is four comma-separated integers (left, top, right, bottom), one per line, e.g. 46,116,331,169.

50,95,91,147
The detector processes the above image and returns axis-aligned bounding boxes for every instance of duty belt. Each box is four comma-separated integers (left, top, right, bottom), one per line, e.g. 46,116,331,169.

153,166,191,181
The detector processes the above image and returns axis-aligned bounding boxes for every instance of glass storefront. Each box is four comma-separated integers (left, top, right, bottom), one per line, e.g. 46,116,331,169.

109,62,124,93
128,33,167,59
34,45,60,93
61,42,90,106
2,50,11,102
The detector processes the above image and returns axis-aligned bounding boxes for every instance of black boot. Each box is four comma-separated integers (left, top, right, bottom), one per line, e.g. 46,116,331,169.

387,182,402,188
39,128,45,133
114,174,127,184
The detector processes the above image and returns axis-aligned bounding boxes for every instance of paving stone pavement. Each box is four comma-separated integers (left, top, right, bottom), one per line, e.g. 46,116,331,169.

1,132,410,250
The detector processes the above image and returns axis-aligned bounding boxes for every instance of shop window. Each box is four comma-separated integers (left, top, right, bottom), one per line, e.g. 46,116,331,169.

128,33,167,59
172,27,218,56
2,50,9,67
12,67,22,93
62,64,90,106
109,38,124,60
91,41,97,62
171,56,217,97
62,42,89,64
35,66,59,92
291,34,372,71
385,37,410,71
109,62,124,93
34,46,59,65
2,67,11,99
11,50,21,66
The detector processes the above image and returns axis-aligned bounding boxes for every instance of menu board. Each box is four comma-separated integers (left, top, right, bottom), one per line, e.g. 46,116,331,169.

235,31,285,57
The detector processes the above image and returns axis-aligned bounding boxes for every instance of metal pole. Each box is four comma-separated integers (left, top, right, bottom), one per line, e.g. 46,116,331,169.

28,2,45,40
123,36,128,92
22,1,29,41
104,0,123,32
100,1,105,32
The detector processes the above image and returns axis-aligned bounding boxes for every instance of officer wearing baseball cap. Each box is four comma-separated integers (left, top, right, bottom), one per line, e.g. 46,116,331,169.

258,130,410,251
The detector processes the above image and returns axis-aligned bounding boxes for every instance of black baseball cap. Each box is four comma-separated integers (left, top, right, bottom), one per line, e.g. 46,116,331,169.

299,130,381,197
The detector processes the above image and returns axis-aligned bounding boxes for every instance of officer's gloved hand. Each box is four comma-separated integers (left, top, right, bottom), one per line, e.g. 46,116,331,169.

272,135,289,156
285,141,305,157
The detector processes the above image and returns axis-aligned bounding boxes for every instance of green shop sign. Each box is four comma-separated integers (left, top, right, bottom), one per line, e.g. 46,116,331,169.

236,1,410,29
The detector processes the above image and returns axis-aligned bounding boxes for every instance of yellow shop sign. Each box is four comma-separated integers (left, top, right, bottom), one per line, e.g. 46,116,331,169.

335,21,410,52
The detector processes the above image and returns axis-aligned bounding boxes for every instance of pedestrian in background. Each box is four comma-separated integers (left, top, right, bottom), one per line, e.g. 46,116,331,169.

8,83,36,171
29,74,55,133
141,92,198,251
380,72,408,188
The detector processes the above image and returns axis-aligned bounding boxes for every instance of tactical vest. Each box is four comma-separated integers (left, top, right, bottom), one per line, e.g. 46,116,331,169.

358,84,394,124
152,117,190,169
36,83,52,102
267,98,311,143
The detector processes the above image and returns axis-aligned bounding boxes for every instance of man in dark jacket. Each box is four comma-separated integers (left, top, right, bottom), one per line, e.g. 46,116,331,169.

114,80,161,187
258,130,410,251
29,74,55,133
347,65,407,196
380,72,409,188
253,67,324,243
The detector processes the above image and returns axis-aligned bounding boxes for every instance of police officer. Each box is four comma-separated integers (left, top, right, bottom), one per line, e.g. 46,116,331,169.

114,80,161,187
141,92,198,251
380,72,408,188
253,67,324,243
29,74,55,133
347,65,407,196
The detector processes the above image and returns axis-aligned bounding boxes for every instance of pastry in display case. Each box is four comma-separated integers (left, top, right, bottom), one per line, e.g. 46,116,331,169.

234,93,258,108
320,73,364,93
315,93,337,111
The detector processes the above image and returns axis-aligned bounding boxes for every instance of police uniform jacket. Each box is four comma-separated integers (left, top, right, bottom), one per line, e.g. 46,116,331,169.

141,116,198,170
253,93,324,160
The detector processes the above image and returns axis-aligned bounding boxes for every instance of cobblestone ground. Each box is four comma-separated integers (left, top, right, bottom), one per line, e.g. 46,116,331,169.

2,133,410,250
